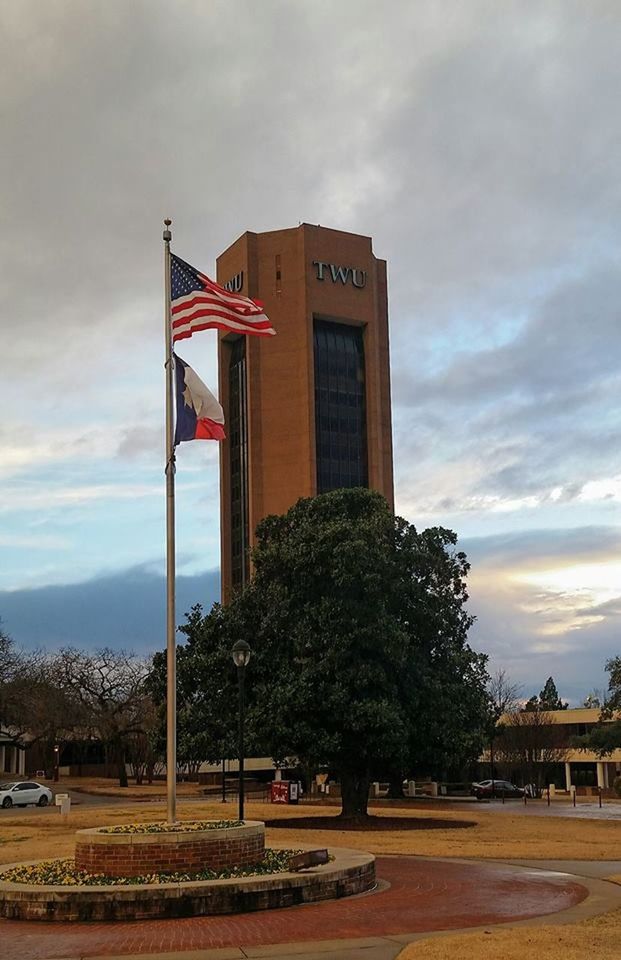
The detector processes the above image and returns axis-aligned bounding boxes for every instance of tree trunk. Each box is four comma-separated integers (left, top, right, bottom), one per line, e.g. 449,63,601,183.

104,743,112,778
386,773,404,799
339,769,370,820
117,745,128,788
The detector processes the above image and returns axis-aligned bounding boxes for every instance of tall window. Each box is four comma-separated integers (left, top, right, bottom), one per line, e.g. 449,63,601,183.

314,318,367,493
229,338,249,590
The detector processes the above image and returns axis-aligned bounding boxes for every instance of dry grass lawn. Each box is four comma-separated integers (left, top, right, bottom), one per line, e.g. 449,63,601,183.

397,905,621,960
1,798,621,866
2,794,620,960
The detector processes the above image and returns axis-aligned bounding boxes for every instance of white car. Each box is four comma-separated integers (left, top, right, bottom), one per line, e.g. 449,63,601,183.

0,781,53,809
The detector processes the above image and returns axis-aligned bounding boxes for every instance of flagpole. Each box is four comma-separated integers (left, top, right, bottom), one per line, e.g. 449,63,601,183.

163,218,177,824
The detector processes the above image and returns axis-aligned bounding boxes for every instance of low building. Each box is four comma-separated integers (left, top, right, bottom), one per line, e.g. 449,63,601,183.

548,707,621,790
0,728,26,777
491,707,621,791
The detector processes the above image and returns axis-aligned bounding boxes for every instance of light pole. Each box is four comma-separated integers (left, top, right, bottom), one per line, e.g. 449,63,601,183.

53,744,60,783
231,640,251,822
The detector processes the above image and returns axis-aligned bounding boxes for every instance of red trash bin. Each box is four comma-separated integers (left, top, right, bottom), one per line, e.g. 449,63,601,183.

270,780,290,803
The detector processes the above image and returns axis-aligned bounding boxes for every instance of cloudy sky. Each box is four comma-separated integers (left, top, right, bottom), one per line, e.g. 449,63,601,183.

2,1,620,704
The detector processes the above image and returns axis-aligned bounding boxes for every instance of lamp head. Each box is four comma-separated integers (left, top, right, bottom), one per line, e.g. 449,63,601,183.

231,639,251,669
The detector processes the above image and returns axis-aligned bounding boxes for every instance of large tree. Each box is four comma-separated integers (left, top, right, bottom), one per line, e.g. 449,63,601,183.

161,489,492,818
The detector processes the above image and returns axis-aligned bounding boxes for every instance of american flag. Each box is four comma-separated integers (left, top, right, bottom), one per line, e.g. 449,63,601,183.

170,254,275,342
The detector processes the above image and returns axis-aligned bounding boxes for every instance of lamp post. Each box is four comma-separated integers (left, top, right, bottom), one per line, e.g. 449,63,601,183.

53,744,60,783
231,640,251,822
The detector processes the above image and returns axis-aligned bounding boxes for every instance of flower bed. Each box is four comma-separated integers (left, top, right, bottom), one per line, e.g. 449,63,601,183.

0,848,297,886
75,819,265,877
99,819,242,835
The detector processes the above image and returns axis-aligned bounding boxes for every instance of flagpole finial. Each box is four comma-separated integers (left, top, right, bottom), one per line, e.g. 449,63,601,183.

163,218,172,243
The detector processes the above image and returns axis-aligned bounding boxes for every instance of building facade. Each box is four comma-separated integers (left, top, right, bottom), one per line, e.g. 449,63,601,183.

217,224,393,601
545,707,620,791
0,729,26,777
489,707,621,792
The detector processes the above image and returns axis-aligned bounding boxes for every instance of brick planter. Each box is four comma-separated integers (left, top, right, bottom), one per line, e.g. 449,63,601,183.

0,847,375,921
75,821,264,878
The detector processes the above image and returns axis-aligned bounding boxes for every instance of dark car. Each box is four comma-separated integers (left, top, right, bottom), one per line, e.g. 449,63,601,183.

471,779,525,800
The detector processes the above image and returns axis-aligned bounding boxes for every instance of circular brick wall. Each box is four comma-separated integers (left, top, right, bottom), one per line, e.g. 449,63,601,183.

75,821,265,878
0,847,375,921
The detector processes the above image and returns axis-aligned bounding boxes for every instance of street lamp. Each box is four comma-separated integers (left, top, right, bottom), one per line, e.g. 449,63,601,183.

53,744,60,783
231,640,251,822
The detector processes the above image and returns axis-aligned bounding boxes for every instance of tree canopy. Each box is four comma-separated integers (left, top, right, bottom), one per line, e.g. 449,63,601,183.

524,676,567,712
153,488,493,817
574,656,621,757
2,628,160,784
54,647,153,786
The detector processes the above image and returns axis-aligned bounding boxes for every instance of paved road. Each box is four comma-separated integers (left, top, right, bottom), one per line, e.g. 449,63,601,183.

475,799,621,819
0,788,124,817
0,791,247,818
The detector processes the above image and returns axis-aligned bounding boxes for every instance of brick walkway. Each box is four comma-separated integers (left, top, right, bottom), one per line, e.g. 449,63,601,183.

0,857,587,960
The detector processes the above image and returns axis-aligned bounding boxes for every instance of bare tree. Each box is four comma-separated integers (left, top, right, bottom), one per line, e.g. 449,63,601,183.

53,648,150,786
125,697,162,785
0,629,79,774
488,669,522,717
583,690,605,709
0,627,42,736
485,670,522,793
496,707,568,792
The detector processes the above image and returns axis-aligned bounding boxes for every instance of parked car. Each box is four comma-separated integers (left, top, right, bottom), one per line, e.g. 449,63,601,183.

471,779,525,800
0,781,53,808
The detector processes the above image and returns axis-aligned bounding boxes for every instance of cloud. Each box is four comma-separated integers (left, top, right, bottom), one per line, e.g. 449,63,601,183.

0,534,71,551
0,563,220,654
463,525,621,569
462,525,621,703
1,1,621,699
394,258,621,522
0,482,162,513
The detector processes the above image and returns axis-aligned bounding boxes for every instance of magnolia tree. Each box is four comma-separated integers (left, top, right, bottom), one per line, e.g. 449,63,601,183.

154,489,493,819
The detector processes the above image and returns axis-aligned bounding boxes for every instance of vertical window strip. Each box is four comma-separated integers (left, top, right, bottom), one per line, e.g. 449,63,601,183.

229,338,249,590
314,319,367,494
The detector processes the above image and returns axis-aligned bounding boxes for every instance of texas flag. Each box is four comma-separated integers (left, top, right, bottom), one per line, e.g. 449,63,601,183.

174,354,225,445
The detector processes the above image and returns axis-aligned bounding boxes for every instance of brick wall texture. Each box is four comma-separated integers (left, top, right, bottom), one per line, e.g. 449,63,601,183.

75,824,265,878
